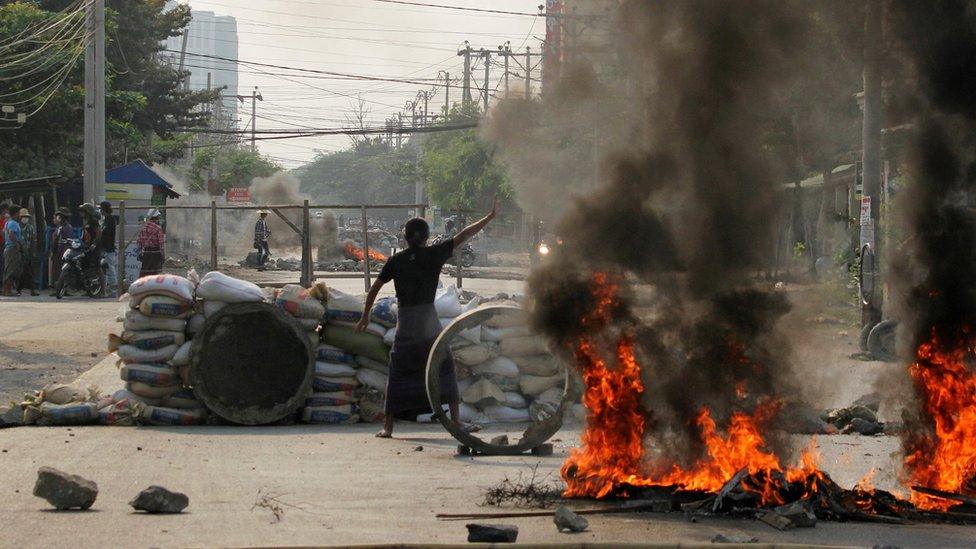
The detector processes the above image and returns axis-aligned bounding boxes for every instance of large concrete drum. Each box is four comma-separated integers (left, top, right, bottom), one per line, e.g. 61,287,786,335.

188,302,314,425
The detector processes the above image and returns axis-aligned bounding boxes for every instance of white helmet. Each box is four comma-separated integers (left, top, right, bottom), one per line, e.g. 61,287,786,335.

146,208,162,219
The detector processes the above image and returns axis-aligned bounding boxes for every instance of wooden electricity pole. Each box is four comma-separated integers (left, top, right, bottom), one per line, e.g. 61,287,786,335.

860,0,883,328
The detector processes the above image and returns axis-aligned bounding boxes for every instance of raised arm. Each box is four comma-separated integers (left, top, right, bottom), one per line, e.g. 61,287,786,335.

355,277,387,333
453,198,499,249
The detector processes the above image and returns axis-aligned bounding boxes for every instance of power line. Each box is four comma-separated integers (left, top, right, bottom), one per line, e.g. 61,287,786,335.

367,0,542,17
177,121,477,138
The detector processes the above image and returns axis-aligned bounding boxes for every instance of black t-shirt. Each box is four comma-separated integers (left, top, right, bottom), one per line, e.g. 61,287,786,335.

99,214,117,252
378,239,454,307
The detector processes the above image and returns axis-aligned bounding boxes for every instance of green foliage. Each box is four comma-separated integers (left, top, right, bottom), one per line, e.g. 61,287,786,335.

189,147,280,193
0,0,218,180
420,104,514,211
295,137,418,204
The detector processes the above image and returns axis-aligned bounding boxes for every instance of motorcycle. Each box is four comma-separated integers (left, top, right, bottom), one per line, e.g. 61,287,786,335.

54,239,105,299
431,233,476,268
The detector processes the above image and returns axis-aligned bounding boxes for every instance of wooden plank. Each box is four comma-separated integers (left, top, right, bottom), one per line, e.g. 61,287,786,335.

301,200,312,287
912,485,976,506
271,208,302,236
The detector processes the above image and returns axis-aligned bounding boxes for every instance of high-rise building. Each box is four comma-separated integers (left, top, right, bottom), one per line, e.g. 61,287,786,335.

164,4,239,126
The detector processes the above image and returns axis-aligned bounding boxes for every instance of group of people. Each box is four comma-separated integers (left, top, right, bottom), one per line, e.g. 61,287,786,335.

0,200,121,298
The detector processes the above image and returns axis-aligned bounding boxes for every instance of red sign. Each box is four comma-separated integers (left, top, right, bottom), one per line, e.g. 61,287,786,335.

226,187,251,203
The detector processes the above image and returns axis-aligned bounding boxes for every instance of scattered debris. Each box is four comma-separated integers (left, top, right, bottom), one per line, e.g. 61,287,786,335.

414,445,424,452
531,443,554,456
821,401,885,434
489,435,510,446
252,489,307,523
465,523,518,543
760,501,817,530
553,504,589,533
482,465,563,508
843,417,884,436
129,485,189,514
711,533,759,544
33,466,98,510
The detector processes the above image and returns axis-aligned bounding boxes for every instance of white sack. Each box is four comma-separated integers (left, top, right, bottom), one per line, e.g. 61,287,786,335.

355,368,388,391
127,274,195,305
123,310,186,332
315,361,357,377
500,335,549,357
434,285,462,318
196,271,264,303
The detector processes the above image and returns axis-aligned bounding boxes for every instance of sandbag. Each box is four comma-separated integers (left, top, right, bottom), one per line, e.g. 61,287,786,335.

440,317,481,344
501,392,529,409
321,324,390,363
297,318,321,331
38,383,90,405
453,344,495,366
356,387,385,423
365,322,386,338
308,331,320,346
482,325,532,343
171,341,192,367
536,387,564,407
185,313,206,337
383,326,396,346
98,402,135,426
120,363,178,387
123,310,186,332
316,344,355,364
529,400,559,423
519,374,564,396
473,356,519,378
356,355,389,374
315,361,357,377
482,404,531,423
111,388,160,406
513,355,561,377
500,335,549,357
461,377,504,407
203,300,228,318
127,274,195,305
117,343,179,364
196,271,264,303
127,381,181,400
356,368,388,391
301,405,358,424
109,330,185,352
370,296,398,328
458,402,488,424
161,390,202,410
136,404,208,426
461,295,482,314
313,375,360,393
325,287,365,324
305,391,357,407
38,401,99,425
434,285,462,318
484,308,527,328
275,284,326,319
139,295,193,319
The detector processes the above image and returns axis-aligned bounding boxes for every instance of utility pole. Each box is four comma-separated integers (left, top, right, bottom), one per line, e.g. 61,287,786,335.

396,113,403,149
860,0,883,329
482,48,490,111
442,71,450,117
459,44,472,105
498,42,511,96
83,0,106,203
239,86,263,154
525,46,532,99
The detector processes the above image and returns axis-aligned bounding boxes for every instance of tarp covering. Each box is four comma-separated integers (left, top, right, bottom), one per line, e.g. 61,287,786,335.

105,160,180,199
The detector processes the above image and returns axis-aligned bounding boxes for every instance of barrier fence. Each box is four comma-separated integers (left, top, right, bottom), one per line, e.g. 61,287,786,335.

116,200,434,292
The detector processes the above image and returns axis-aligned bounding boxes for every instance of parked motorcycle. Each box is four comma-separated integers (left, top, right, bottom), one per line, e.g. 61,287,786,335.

54,239,105,299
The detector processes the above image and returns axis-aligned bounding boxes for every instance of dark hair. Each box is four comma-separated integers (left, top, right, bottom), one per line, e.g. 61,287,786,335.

99,201,112,213
404,217,429,248
9,205,21,216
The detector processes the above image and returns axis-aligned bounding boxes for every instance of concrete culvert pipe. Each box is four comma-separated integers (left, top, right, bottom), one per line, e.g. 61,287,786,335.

188,302,314,425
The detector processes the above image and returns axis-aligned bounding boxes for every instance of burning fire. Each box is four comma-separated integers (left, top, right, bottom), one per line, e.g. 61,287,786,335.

343,241,388,262
904,328,976,510
562,272,826,504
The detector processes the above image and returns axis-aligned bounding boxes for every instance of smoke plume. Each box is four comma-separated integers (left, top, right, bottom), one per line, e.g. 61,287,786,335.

503,0,823,468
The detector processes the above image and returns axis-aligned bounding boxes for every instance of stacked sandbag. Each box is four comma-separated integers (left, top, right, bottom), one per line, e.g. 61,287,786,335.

270,282,328,348
451,306,565,425
19,383,103,426
110,272,208,426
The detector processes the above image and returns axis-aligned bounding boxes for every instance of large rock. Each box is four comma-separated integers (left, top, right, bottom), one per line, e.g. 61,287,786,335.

33,467,98,510
553,504,589,533
129,485,189,514
466,523,518,543
844,417,884,436
0,405,22,428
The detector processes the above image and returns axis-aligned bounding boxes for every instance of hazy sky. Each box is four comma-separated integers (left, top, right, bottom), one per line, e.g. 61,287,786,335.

181,0,542,169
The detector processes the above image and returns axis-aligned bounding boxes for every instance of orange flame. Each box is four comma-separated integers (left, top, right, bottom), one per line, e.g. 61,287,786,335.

561,272,823,504
343,241,388,262
905,328,976,510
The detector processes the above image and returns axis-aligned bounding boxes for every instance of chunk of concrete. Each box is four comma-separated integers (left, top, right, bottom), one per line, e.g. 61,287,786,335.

466,523,518,543
33,467,98,510
553,504,589,533
129,485,189,514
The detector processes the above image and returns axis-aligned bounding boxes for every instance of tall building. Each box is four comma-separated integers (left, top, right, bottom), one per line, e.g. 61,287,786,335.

164,4,239,126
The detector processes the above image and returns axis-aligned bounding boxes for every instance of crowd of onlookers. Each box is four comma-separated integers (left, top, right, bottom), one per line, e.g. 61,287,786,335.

0,201,118,298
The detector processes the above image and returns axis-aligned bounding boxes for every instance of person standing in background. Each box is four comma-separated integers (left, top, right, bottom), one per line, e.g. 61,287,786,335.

49,208,73,294
18,209,38,296
254,209,272,271
0,203,8,285
137,209,165,277
99,201,117,297
3,205,23,296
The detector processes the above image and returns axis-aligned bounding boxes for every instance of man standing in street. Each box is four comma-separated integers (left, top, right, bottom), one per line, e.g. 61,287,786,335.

18,209,38,296
3,205,23,296
99,201,118,297
0,203,8,284
254,209,271,271
49,208,73,294
136,209,165,278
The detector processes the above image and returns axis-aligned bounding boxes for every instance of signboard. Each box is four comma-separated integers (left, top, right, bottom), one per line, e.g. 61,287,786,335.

226,187,251,203
123,242,142,285
859,197,872,224
105,183,154,201
859,196,874,248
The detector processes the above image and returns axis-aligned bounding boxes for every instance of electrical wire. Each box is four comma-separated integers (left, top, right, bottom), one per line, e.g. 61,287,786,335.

367,0,542,17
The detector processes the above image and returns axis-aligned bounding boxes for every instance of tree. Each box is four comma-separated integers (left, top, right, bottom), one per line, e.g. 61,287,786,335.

0,0,217,180
420,103,514,211
190,147,280,193
295,137,418,205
